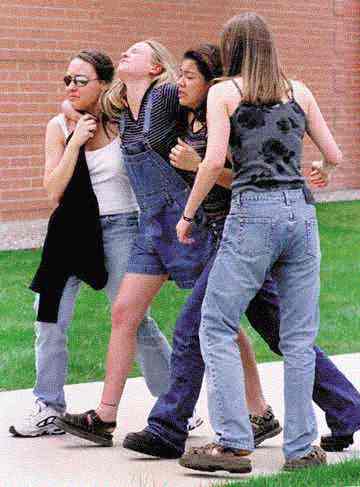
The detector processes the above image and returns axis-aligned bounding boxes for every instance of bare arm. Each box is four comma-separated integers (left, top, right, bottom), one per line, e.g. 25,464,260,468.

215,167,233,188
292,81,342,181
170,138,233,189
305,85,342,168
44,114,97,203
176,84,230,243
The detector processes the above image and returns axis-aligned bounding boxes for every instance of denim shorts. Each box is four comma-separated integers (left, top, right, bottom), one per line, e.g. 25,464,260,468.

127,193,216,288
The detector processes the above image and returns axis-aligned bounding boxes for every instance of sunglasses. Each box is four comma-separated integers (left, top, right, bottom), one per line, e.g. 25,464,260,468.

63,75,99,87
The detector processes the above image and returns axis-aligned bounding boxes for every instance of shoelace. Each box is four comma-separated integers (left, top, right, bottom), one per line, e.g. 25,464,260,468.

23,403,44,424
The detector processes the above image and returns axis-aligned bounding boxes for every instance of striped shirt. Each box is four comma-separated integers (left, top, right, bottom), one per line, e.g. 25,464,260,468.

121,82,182,161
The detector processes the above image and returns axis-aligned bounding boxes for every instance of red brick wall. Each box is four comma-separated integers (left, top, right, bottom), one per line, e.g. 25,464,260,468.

1,0,359,221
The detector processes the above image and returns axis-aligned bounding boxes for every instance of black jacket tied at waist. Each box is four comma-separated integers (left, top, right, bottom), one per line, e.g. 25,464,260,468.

30,135,108,323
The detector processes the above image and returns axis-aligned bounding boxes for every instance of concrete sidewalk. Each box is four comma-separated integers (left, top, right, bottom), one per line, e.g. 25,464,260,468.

2,354,360,487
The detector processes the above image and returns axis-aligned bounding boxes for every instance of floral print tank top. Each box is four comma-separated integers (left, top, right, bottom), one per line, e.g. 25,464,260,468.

229,80,307,194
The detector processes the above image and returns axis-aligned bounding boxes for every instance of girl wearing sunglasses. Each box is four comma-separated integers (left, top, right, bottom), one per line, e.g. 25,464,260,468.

10,49,175,438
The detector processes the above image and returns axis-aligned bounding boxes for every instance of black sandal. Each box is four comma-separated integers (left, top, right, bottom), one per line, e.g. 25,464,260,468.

55,410,116,446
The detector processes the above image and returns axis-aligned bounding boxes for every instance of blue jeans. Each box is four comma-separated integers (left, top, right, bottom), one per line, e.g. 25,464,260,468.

146,198,360,455
147,246,360,455
201,190,320,459
33,212,172,412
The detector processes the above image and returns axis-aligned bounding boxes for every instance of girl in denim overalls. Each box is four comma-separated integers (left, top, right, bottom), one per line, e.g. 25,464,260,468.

177,13,342,473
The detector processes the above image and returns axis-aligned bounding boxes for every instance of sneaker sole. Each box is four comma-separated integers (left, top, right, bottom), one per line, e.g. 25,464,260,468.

254,425,283,447
320,443,351,452
123,433,181,459
55,418,113,447
9,425,65,438
179,455,252,474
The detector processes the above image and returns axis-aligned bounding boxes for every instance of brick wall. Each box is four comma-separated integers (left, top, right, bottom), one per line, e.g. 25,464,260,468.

0,0,359,221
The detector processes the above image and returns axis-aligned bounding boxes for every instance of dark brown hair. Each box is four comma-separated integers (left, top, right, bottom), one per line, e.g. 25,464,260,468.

181,44,223,123
183,44,223,82
75,49,115,83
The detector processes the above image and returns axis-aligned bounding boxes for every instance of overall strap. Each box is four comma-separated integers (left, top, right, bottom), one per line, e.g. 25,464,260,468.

143,88,154,139
118,113,126,140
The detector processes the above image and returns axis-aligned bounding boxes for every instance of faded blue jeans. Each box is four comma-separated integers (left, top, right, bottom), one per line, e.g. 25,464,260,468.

33,212,171,412
200,189,320,460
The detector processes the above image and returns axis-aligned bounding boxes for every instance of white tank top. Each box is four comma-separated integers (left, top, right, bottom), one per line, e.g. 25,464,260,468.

55,114,138,215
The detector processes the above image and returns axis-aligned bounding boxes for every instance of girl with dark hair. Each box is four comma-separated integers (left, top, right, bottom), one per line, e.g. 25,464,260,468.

177,13,342,473
10,49,173,438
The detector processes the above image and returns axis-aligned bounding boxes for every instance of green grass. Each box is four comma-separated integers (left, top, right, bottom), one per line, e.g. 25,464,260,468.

219,458,360,487
1,200,360,391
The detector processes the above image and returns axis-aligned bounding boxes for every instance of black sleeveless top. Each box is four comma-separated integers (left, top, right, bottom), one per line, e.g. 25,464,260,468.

229,80,308,194
177,117,231,217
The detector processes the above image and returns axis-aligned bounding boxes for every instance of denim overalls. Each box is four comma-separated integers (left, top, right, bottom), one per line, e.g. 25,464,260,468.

119,91,215,286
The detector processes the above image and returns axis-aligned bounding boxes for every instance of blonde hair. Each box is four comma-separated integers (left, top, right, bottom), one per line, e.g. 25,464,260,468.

220,12,290,104
101,40,177,120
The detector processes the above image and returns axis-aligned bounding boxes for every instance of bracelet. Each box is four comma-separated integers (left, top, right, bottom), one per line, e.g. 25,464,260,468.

323,160,336,174
313,160,336,174
182,214,194,223
101,401,117,407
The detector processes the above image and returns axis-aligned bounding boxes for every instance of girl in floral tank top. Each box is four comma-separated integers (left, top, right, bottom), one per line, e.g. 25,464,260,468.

177,12,342,474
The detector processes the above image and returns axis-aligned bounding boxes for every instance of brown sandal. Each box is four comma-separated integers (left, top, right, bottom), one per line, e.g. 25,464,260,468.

179,442,252,473
283,445,327,471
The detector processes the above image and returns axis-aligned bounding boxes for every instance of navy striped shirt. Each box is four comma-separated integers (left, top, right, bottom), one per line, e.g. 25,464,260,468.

121,82,182,161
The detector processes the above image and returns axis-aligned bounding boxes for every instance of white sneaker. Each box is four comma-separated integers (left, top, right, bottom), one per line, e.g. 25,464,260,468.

187,412,204,432
9,401,65,437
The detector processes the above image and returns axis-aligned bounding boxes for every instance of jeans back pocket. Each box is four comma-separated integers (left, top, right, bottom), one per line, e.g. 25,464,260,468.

222,214,273,257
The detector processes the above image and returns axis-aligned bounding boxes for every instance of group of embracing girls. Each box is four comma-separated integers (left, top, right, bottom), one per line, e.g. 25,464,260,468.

9,12,359,475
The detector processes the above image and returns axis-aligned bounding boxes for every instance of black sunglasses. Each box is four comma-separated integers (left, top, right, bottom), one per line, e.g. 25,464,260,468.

63,75,99,87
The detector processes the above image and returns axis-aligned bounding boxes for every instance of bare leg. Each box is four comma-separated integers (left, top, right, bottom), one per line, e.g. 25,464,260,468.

237,329,267,416
97,273,168,422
